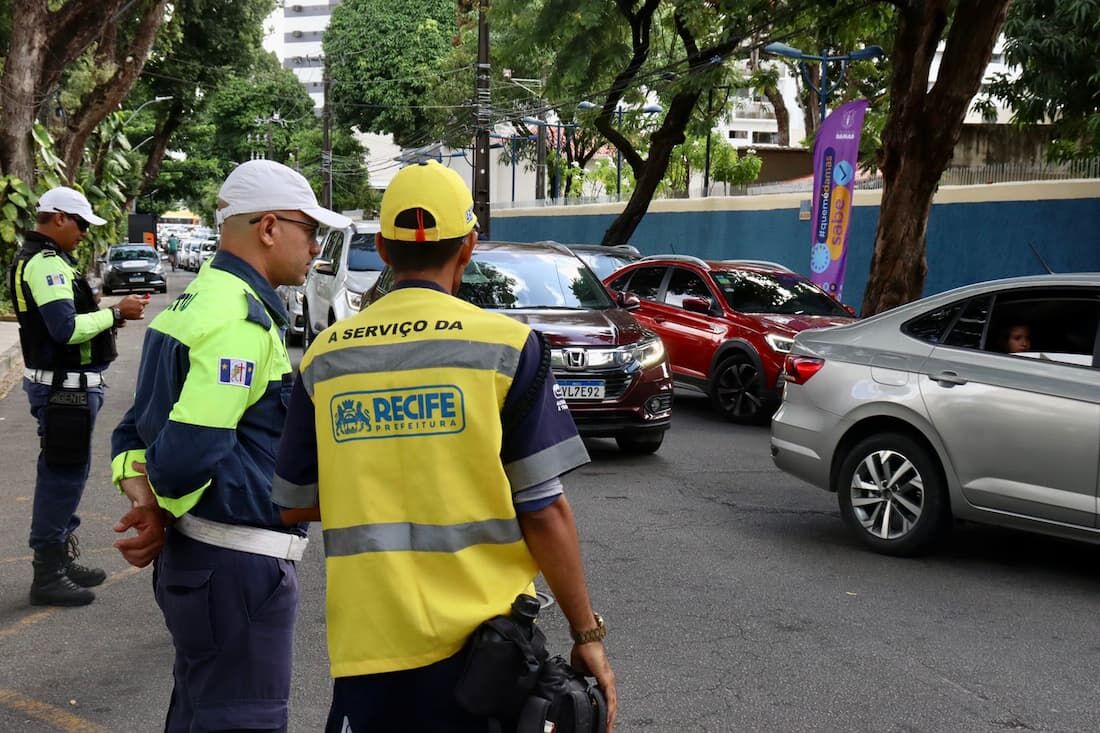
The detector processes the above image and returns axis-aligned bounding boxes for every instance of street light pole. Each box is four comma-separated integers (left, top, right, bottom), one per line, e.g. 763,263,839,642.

123,95,172,127
763,42,884,126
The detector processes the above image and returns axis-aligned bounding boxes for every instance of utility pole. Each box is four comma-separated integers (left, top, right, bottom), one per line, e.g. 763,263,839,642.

321,55,333,209
534,114,546,200
472,0,491,238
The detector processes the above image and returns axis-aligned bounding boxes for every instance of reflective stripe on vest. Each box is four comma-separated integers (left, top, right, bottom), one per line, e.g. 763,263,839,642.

303,287,538,678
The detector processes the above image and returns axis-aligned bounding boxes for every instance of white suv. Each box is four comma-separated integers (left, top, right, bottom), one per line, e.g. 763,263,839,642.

302,220,383,346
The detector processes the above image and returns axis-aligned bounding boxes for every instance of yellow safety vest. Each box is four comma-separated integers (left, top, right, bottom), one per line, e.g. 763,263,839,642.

300,286,539,677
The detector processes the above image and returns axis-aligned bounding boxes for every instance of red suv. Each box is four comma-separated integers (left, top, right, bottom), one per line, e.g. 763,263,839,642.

366,241,674,453
606,256,855,424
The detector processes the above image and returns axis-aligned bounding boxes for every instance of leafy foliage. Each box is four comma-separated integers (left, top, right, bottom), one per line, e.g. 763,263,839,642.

984,0,1100,160
326,0,458,147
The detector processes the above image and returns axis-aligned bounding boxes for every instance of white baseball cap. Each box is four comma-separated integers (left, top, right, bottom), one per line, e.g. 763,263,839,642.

215,159,351,229
37,187,107,226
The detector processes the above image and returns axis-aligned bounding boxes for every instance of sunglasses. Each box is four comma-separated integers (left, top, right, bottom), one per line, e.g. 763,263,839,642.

66,213,90,232
248,214,320,239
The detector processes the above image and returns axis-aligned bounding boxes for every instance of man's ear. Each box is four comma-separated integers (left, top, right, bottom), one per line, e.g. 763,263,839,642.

455,232,477,270
375,232,392,266
254,213,277,248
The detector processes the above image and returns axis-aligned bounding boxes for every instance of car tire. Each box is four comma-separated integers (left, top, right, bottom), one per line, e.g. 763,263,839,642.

615,432,664,455
709,352,772,424
836,432,949,557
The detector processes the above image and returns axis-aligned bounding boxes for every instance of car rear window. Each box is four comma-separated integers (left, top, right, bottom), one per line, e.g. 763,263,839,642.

109,247,157,261
713,270,848,316
459,250,612,310
348,233,385,272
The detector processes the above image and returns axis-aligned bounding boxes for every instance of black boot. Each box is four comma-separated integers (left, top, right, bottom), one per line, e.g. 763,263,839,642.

30,544,95,607
64,534,106,588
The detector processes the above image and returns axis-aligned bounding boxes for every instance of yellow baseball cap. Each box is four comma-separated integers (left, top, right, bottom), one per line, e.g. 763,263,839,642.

380,161,478,242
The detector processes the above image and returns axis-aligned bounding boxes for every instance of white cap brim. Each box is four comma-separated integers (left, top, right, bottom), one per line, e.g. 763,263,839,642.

83,212,108,226
302,206,352,230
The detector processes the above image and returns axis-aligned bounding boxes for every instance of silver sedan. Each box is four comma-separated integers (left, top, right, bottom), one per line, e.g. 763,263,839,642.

771,273,1100,555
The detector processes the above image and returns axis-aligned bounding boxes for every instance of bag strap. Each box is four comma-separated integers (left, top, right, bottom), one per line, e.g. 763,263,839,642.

484,616,549,665
501,330,552,436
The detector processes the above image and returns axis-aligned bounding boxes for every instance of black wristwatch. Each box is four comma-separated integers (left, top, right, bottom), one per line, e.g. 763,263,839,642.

111,306,124,327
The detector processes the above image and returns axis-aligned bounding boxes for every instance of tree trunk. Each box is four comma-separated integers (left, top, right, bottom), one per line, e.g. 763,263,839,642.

59,0,168,178
130,102,185,211
0,2,50,182
763,84,790,147
861,0,1010,316
601,90,697,245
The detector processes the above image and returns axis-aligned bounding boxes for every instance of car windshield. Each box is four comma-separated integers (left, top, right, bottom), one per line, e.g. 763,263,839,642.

109,247,157,262
574,252,636,280
348,233,385,271
459,249,613,310
712,270,848,316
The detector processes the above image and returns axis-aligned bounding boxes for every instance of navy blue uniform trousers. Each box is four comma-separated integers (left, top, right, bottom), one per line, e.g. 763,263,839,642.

154,530,299,732
325,651,490,733
24,379,103,550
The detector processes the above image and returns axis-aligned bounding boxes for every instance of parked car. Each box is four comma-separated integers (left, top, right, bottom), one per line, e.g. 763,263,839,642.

605,255,855,423
302,220,383,346
278,284,305,345
365,240,673,453
180,239,201,271
102,243,166,294
770,273,1100,556
197,237,218,269
564,243,641,281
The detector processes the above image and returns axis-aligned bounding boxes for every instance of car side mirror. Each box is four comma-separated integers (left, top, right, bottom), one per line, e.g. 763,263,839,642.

616,291,641,311
682,296,713,314
313,259,336,276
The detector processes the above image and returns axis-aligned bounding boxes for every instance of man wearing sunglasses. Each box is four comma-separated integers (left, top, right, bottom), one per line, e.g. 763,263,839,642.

110,159,349,732
7,186,148,607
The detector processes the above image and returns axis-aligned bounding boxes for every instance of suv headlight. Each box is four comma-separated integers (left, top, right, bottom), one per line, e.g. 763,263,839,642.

345,289,363,310
764,333,795,353
623,336,666,368
294,290,304,305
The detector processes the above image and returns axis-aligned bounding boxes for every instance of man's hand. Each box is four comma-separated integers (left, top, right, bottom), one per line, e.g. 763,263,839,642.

117,294,150,320
113,505,169,567
571,641,617,732
114,459,167,567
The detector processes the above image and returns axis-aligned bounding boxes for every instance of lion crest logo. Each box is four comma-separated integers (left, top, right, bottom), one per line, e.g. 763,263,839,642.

333,398,371,437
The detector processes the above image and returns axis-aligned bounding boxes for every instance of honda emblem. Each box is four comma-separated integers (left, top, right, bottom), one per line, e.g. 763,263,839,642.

564,349,587,369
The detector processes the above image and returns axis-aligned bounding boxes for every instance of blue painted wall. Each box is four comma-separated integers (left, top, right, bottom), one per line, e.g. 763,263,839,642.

492,195,1100,311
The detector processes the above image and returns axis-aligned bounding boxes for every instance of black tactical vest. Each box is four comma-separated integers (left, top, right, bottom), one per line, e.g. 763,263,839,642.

7,232,117,370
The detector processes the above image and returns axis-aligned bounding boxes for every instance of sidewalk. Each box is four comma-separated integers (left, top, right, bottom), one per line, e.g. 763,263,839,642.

0,318,22,398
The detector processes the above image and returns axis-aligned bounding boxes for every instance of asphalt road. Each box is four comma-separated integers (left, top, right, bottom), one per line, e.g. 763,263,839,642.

1,269,1099,732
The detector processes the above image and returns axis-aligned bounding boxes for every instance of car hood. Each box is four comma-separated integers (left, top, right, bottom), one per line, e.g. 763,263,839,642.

755,313,855,333
495,307,647,347
345,270,381,294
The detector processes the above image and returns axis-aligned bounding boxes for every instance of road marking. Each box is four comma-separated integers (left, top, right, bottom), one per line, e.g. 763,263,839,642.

0,688,108,732
0,544,115,566
0,565,143,641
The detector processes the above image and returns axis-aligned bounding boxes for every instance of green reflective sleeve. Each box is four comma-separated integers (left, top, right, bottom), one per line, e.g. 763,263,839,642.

168,319,271,429
111,449,148,494
155,481,211,518
68,309,114,345
22,253,76,306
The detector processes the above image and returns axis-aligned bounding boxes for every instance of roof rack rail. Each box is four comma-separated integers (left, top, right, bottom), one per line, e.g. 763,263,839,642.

640,254,710,268
720,259,793,272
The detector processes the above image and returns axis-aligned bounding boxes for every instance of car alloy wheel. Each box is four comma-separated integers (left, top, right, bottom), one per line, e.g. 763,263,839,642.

837,432,949,556
711,353,768,424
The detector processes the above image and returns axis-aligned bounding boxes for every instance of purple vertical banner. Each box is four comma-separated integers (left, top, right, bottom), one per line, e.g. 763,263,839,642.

807,99,869,301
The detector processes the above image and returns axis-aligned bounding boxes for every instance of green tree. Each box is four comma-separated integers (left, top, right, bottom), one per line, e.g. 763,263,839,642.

984,0,1100,160
325,0,455,147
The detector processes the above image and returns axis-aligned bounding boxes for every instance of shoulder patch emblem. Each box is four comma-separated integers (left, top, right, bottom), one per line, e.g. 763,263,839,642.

45,273,67,286
218,358,255,388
